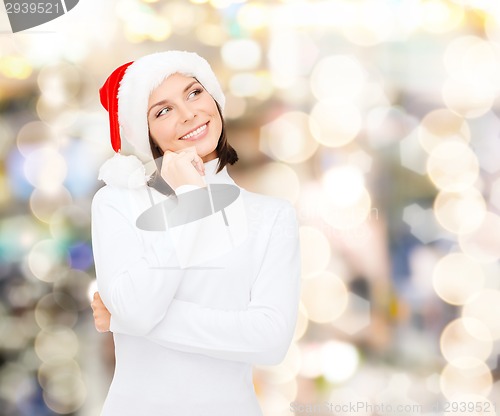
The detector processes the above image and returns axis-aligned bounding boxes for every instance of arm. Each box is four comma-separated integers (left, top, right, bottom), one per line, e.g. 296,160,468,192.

112,201,302,365
91,186,183,336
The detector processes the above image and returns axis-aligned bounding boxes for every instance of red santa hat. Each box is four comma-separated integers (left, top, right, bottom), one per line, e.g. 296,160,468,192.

99,51,226,163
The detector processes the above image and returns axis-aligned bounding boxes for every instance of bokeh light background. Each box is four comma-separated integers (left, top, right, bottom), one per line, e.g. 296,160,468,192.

1,0,500,415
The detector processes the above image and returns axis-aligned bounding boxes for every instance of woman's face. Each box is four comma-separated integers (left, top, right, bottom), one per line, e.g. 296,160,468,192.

147,73,222,162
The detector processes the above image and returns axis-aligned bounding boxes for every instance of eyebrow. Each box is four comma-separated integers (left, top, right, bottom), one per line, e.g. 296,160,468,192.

147,80,200,117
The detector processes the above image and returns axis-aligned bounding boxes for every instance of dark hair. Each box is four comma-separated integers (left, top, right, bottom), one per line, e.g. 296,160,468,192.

147,102,238,196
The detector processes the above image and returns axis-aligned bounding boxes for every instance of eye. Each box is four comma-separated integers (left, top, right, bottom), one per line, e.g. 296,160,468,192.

156,107,171,118
188,88,203,100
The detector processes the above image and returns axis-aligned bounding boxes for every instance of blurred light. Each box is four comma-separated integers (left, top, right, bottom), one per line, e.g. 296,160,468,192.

418,109,470,153
38,359,86,414
38,63,82,104
321,341,359,383
444,36,500,85
259,111,319,163
320,189,372,230
491,178,500,211
35,293,79,330
341,0,394,46
440,358,492,399
440,318,493,364
229,72,272,98
210,0,245,8
264,342,301,384
0,55,32,79
432,253,484,306
459,212,500,263
301,272,348,323
119,1,172,42
49,205,91,243
442,79,496,119
434,188,486,235
0,215,44,263
462,289,500,340
6,148,35,200
24,146,68,192
30,187,73,224
268,30,318,89
310,55,366,102
250,162,300,203
403,204,443,244
299,343,322,379
299,226,331,276
322,166,365,208
0,363,33,407
237,2,270,31
420,0,464,33
195,23,227,46
27,239,67,283
310,100,361,147
221,39,261,70
16,121,54,156
426,142,479,192
34,327,79,362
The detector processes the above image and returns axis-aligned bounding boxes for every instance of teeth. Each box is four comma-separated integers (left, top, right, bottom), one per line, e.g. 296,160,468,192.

181,124,207,140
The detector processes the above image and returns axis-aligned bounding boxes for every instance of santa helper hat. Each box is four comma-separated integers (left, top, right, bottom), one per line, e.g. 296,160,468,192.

98,51,226,188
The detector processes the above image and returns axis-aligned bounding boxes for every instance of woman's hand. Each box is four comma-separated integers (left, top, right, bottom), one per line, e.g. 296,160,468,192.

91,292,111,333
160,146,206,191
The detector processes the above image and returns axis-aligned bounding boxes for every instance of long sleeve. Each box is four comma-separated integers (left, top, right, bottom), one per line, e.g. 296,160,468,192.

91,186,183,336
111,200,301,365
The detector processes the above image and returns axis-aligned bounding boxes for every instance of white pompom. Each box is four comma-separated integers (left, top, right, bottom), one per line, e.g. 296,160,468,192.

98,153,150,188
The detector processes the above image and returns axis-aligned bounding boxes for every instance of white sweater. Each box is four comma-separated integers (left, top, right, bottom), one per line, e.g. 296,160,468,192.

91,158,301,416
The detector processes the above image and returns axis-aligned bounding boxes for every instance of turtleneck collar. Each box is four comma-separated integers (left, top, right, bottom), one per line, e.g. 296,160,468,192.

203,157,236,186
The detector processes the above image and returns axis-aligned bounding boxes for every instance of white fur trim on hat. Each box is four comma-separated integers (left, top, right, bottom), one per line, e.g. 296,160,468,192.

98,153,151,188
117,51,225,163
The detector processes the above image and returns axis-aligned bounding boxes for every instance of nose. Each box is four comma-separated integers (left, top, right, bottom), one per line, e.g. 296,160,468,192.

178,102,195,122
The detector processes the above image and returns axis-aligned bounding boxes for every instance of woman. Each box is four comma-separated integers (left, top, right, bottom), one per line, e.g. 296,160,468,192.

90,51,300,416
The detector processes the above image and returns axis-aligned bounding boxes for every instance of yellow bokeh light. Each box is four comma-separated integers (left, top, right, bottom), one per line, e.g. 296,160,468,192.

16,121,54,157
432,253,484,306
459,212,500,263
0,56,32,79
237,2,270,31
299,226,331,276
250,162,301,203
259,111,319,164
462,289,500,339
427,141,479,192
434,188,486,235
420,0,464,33
322,166,365,208
440,358,492,399
301,272,348,323
440,318,492,364
195,23,227,46
309,100,362,148
417,108,470,153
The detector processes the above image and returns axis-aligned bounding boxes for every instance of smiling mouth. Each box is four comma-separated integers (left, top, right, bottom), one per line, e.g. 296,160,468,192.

179,123,208,140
